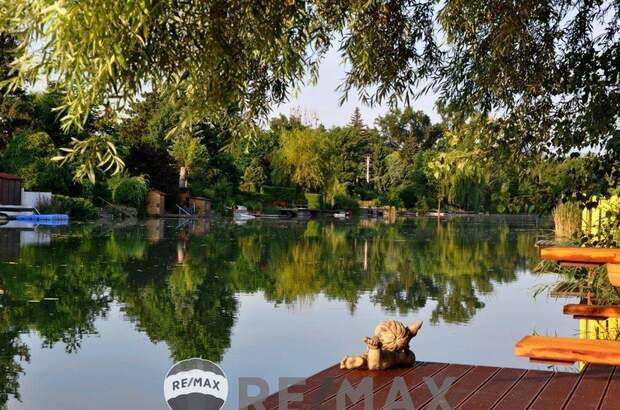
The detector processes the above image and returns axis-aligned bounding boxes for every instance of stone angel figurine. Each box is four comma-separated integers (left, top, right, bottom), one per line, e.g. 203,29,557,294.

340,320,422,370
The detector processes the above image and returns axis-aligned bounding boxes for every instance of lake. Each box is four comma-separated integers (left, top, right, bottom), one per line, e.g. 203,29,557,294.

0,217,579,409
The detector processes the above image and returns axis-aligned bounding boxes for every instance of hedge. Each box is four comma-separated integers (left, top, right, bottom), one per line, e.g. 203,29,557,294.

261,185,297,203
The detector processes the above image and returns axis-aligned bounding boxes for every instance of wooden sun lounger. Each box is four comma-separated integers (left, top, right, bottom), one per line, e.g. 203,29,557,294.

540,247,620,265
515,335,620,366
564,304,620,319
539,246,620,287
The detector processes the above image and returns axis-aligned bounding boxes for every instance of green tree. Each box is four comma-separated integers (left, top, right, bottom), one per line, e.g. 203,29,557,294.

240,158,267,192
272,128,329,191
168,132,208,189
375,107,441,151
2,131,73,193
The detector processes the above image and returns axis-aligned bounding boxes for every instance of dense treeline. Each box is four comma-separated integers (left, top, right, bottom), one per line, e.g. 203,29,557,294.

0,30,610,216
0,85,598,215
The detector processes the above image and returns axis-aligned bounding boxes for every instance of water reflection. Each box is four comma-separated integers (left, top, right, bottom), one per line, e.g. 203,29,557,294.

0,217,543,408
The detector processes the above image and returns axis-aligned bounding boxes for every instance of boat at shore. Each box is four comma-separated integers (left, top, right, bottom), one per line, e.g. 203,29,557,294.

233,206,256,221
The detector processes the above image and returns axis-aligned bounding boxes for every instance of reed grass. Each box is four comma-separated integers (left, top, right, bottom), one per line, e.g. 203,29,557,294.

552,201,582,240
533,263,620,306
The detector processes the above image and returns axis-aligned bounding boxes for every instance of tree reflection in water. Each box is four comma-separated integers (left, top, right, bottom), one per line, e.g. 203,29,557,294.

0,217,541,408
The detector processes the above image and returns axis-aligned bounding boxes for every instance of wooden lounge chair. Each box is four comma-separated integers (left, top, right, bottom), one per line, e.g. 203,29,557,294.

563,304,620,319
515,335,620,366
539,246,620,287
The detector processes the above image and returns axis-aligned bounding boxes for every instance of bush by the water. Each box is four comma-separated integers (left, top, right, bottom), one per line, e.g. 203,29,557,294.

38,195,98,219
261,185,297,204
304,193,322,209
108,175,149,209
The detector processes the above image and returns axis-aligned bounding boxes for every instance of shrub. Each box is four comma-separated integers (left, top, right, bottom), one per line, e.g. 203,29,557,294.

377,189,403,208
38,195,98,219
108,175,149,209
304,193,322,209
333,195,359,211
415,196,434,213
398,185,418,209
261,185,297,203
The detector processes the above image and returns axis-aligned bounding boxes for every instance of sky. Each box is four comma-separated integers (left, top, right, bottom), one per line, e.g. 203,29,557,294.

270,47,440,128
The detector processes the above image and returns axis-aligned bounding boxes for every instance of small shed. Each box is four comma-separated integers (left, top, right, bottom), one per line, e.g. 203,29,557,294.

190,196,211,217
146,189,167,216
0,173,23,205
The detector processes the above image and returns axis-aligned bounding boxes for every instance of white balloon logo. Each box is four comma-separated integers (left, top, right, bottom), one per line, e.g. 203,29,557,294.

164,358,228,410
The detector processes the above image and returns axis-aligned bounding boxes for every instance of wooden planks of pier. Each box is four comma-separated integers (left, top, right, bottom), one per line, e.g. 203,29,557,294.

250,362,619,409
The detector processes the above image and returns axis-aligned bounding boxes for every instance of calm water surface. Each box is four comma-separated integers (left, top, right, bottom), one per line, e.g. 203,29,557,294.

0,217,579,409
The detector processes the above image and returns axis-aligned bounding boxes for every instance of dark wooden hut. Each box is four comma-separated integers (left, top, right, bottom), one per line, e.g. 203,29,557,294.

0,173,23,205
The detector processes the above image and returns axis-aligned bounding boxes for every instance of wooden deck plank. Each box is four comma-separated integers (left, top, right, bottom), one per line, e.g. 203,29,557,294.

492,370,553,410
563,304,620,319
386,364,473,409
256,362,619,410
248,364,352,410
456,367,527,410
419,365,500,409
515,336,620,366
313,364,416,410
527,371,582,410
295,365,413,410
599,366,620,410
346,362,448,410
563,364,614,410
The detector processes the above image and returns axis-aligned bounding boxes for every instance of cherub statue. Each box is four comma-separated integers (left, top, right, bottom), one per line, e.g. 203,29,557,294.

340,320,422,370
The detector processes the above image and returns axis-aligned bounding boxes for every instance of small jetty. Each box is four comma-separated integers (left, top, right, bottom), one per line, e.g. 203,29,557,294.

253,361,617,409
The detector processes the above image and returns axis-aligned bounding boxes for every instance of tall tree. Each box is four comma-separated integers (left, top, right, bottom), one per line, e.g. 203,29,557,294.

273,128,329,191
350,107,364,131
168,132,208,189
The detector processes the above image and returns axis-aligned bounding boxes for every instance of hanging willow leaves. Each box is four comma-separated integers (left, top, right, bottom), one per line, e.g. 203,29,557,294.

51,135,125,183
0,0,439,130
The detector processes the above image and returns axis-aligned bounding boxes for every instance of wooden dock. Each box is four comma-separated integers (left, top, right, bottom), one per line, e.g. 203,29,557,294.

252,362,618,409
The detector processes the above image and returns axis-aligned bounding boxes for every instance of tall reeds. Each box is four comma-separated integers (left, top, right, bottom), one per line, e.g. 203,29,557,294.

553,201,582,240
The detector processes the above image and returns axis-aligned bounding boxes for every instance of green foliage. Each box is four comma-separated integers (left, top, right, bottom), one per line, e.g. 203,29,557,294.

327,125,369,191
375,107,441,150
272,128,329,191
324,177,348,209
398,186,418,209
1,1,438,131
260,185,297,204
2,130,73,193
52,135,124,183
333,194,359,211
107,175,148,209
240,159,267,193
124,143,178,203
38,195,98,219
168,131,209,187
304,193,323,209
3,0,617,201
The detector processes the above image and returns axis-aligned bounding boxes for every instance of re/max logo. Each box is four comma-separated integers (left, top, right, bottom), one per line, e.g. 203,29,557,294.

171,376,221,391
239,376,455,410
